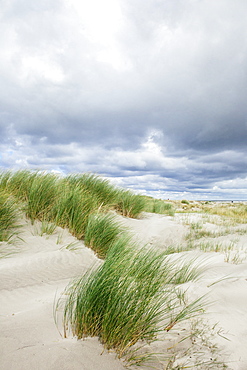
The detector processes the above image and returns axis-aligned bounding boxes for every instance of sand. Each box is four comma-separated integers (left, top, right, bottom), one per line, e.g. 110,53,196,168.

1,212,247,369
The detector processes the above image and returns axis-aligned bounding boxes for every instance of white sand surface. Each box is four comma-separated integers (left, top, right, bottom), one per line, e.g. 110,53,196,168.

123,213,247,369
0,220,125,370
1,213,247,369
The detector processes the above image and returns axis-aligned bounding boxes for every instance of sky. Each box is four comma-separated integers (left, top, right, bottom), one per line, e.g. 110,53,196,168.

1,0,247,200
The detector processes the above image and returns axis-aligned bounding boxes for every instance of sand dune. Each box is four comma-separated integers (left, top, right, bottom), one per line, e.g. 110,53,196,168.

1,213,247,369
0,220,125,370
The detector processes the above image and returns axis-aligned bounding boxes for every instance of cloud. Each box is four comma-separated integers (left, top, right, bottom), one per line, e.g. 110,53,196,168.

0,0,247,199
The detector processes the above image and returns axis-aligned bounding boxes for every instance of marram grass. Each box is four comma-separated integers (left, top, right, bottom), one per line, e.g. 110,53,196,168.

143,196,175,216
0,169,170,251
52,183,98,239
0,190,20,242
60,237,205,363
25,172,59,222
115,189,146,218
84,212,124,258
0,170,60,222
0,169,180,235
0,169,149,220
66,173,119,208
0,169,212,365
68,173,147,217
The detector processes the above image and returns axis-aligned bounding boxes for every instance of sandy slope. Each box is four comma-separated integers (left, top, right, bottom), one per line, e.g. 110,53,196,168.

1,213,247,369
0,220,125,370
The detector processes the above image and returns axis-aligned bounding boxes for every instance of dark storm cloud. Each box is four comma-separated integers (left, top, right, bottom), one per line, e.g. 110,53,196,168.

118,0,247,154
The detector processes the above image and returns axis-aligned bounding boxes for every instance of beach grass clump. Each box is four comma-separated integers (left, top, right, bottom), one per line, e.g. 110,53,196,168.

186,222,215,241
84,213,124,258
143,197,174,216
0,170,35,201
52,184,97,239
0,170,107,239
62,174,147,218
206,203,247,223
24,172,59,222
65,173,119,209
61,238,205,362
153,199,174,216
115,190,146,218
65,174,148,218
0,170,60,222
0,170,147,227
0,190,20,242
0,171,13,191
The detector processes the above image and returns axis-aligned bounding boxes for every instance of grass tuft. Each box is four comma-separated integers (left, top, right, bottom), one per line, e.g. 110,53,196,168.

84,213,124,258
65,173,119,208
53,184,97,239
60,238,205,363
115,190,146,218
0,190,21,243
24,172,59,222
143,197,175,216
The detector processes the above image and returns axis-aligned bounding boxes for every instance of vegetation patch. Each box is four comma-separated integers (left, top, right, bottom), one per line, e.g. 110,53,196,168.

84,213,124,258
0,170,233,367
0,190,21,243
59,237,205,364
115,190,146,218
144,197,175,216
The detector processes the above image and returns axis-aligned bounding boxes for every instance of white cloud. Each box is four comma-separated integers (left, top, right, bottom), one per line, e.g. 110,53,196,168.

20,56,65,84
67,0,123,43
0,0,247,200
215,177,247,190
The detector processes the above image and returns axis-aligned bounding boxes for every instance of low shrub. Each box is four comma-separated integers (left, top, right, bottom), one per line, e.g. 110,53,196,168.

181,199,190,205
